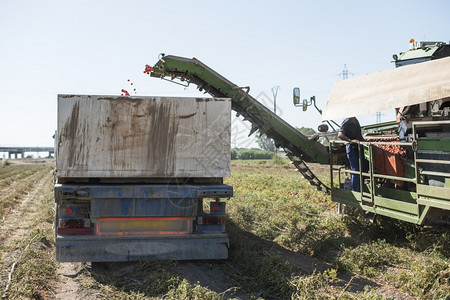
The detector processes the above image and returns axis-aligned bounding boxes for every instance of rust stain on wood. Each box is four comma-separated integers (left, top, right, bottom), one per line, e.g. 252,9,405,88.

147,101,179,176
178,112,197,119
61,101,79,168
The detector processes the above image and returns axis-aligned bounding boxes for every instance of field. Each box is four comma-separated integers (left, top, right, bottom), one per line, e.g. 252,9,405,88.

0,159,449,299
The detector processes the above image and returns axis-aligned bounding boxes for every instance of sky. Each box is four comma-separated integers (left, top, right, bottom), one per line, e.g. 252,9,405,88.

0,0,449,149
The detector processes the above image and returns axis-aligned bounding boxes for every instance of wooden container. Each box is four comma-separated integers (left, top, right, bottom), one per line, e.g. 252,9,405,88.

56,95,231,179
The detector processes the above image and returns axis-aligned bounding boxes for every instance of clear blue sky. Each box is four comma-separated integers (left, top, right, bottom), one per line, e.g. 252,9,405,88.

0,0,449,147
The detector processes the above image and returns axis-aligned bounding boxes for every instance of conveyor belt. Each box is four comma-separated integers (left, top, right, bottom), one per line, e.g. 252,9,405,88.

151,56,331,194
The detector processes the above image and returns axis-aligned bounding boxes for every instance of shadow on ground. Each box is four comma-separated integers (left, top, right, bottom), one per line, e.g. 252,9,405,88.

86,220,384,299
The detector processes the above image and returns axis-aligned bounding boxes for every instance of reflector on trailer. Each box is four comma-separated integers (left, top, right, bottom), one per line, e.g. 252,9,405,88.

64,206,74,215
210,202,226,214
96,217,191,236
211,202,221,212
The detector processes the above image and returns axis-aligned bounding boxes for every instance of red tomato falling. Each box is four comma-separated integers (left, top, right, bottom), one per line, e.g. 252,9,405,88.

143,64,153,74
121,78,136,96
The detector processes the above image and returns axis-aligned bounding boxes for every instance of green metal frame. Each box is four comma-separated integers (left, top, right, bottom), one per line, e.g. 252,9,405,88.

331,120,450,224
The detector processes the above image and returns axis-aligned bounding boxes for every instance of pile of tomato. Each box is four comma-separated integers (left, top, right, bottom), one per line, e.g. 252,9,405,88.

367,137,407,157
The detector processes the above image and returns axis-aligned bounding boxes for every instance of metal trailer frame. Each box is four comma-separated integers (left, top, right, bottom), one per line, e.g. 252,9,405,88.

330,120,450,224
55,183,232,262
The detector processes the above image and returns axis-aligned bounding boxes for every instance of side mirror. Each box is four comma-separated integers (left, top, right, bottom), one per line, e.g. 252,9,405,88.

293,87,301,106
318,124,329,133
302,99,308,111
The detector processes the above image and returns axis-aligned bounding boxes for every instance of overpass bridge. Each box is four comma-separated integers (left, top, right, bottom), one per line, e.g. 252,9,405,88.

0,147,54,159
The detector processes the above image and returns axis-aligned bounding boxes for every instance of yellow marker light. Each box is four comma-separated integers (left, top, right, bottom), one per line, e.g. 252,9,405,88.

409,38,415,43
96,217,191,236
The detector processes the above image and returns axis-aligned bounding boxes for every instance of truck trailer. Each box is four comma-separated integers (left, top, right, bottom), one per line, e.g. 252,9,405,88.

55,95,233,262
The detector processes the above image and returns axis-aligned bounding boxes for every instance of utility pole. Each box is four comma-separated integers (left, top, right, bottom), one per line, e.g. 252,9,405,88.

271,86,280,156
271,86,280,115
338,64,354,80
376,111,382,123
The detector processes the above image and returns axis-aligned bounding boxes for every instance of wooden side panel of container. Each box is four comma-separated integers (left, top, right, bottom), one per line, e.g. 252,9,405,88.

56,95,231,178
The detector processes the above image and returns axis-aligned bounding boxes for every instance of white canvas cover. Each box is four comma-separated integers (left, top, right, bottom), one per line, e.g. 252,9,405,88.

322,56,450,120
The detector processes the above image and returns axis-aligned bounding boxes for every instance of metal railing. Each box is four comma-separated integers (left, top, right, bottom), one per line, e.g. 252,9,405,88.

331,139,415,204
331,120,450,196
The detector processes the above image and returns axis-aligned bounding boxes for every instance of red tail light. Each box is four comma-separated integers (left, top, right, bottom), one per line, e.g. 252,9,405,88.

57,218,93,235
197,215,226,225
57,227,94,235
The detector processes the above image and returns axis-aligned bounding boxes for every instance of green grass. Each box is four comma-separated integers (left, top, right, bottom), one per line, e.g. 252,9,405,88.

0,164,47,183
0,169,57,299
0,164,53,219
225,161,342,256
163,279,226,300
83,259,234,300
3,162,449,299
289,269,390,300
225,160,450,299
226,226,295,298
88,260,180,298
6,229,57,299
338,239,450,298
87,159,449,299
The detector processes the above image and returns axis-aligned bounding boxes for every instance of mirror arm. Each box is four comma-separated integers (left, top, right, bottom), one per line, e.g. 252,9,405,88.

325,120,336,131
311,96,323,115
310,97,340,130
329,119,340,128
293,88,342,131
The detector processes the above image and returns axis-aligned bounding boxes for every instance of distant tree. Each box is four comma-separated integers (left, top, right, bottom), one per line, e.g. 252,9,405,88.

239,149,273,159
231,149,238,160
297,126,337,146
256,134,275,152
297,127,316,136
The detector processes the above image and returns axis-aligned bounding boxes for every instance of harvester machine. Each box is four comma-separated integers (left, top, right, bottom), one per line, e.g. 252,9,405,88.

322,40,450,224
149,39,450,225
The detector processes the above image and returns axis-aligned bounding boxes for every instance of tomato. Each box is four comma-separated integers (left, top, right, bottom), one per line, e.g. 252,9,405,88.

368,137,406,157
143,64,153,74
